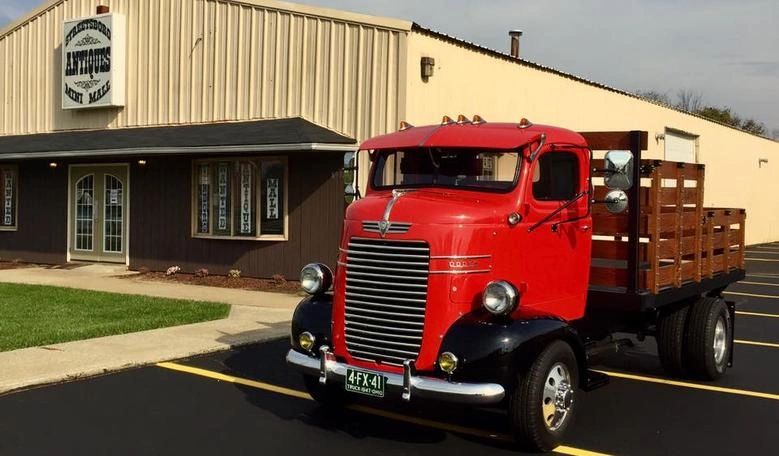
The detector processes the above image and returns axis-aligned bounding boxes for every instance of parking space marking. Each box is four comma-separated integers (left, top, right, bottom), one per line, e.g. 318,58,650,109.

597,370,779,401
739,281,779,288
726,291,779,299
745,251,779,255
736,310,779,318
745,258,779,262
747,274,779,280
156,362,610,456
736,340,779,349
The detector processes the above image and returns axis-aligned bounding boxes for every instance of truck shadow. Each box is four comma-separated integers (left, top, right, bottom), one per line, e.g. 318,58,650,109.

218,341,520,452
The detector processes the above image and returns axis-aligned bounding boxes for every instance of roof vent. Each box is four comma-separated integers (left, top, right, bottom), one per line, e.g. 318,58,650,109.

399,121,414,131
518,118,533,129
509,30,523,59
441,115,455,126
472,115,487,125
456,115,471,125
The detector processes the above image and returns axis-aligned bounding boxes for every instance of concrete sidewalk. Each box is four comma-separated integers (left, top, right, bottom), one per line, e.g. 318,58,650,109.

0,265,300,395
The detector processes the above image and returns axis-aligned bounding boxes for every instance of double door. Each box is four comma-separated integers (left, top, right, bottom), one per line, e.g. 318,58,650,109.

70,165,128,263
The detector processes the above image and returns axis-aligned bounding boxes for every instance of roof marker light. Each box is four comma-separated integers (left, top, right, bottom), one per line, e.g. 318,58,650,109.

472,115,487,125
456,114,471,125
399,121,414,131
518,118,533,129
441,115,455,125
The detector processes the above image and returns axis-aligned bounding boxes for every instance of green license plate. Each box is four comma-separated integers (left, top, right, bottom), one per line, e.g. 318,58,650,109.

345,368,386,398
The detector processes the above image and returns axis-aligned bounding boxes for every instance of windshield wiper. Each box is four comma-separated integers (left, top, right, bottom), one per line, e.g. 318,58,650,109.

527,191,589,233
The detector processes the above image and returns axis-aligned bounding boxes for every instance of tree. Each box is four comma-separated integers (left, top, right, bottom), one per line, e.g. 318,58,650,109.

772,129,779,141
697,106,742,128
636,90,672,106
741,119,767,136
676,89,704,113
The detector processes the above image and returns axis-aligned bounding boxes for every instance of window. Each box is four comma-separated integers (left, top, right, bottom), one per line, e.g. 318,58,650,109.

344,152,358,204
372,148,520,192
0,165,17,230
193,157,287,240
532,152,579,201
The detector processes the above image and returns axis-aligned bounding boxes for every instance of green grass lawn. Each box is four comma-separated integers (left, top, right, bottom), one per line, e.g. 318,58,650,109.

0,283,230,352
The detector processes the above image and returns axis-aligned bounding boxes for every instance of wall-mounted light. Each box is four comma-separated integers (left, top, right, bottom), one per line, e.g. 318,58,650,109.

759,158,768,168
49,162,58,168
138,159,147,166
655,133,666,142
421,56,435,81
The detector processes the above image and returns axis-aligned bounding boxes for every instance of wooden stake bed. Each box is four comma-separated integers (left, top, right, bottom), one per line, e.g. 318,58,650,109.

580,131,746,313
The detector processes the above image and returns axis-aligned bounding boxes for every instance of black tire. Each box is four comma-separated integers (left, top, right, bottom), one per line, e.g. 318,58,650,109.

508,341,579,452
656,305,690,377
303,375,347,407
686,297,731,380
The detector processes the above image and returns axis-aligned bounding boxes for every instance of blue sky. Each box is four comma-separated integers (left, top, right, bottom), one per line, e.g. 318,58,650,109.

2,0,777,134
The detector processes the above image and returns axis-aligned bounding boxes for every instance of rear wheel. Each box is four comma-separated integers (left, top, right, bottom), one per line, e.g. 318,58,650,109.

508,341,579,452
656,305,690,377
303,375,347,407
686,297,731,380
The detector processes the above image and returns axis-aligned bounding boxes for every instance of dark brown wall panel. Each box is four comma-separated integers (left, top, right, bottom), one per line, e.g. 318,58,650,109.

128,153,345,279
0,161,68,264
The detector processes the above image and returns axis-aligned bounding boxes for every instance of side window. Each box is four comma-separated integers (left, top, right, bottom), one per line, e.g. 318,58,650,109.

532,152,579,201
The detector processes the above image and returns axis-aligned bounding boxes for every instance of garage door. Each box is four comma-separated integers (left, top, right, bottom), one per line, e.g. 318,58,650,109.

665,130,697,163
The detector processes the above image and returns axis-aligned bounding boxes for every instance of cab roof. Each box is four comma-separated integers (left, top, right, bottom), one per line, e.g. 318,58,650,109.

360,119,589,151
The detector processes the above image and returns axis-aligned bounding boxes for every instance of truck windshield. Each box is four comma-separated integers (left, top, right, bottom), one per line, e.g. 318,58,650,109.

371,148,521,192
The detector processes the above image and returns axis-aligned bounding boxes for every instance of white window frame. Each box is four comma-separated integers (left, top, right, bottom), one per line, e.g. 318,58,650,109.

191,156,289,241
0,165,19,232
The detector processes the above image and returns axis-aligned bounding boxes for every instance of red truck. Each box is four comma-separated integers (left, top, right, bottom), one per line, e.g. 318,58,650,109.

287,116,746,451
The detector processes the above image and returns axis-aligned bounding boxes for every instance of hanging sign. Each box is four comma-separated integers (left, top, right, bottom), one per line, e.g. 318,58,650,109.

109,189,120,205
62,13,126,109
240,163,253,234
266,178,279,220
3,171,13,226
217,165,229,231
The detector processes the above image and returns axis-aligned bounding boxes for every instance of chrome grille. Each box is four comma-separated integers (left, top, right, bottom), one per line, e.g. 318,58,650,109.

343,238,429,365
362,221,412,234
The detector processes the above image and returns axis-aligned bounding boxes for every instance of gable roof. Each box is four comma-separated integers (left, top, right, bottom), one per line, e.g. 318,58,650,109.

0,118,356,160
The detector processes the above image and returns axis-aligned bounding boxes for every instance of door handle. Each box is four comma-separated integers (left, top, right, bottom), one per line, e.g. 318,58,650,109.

579,225,591,232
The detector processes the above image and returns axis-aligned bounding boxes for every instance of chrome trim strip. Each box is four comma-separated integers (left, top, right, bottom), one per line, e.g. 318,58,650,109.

429,255,492,260
343,263,430,274
345,298,426,313
345,313,425,326
348,241,429,252
346,285,427,296
346,256,429,267
287,349,506,406
345,334,422,350
345,321,424,334
345,327,423,340
346,277,428,289
345,305,424,319
429,269,492,275
346,340,419,357
345,270,429,282
346,291,426,303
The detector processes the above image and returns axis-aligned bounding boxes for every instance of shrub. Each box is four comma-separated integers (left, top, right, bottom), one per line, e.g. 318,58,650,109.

194,268,210,278
271,274,287,286
165,266,181,276
228,269,241,279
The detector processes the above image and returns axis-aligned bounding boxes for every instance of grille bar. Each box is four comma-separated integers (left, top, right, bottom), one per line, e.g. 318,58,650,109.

343,238,429,365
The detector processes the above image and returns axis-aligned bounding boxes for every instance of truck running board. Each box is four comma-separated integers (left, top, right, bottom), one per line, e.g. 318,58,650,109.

583,370,610,392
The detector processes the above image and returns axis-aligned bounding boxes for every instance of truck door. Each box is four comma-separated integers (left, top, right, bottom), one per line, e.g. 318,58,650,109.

523,147,591,320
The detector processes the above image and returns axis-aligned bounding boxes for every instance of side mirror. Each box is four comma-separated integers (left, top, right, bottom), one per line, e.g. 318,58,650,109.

604,189,628,214
604,150,634,190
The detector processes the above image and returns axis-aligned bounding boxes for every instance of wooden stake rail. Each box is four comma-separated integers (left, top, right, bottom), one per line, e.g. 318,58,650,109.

589,159,746,293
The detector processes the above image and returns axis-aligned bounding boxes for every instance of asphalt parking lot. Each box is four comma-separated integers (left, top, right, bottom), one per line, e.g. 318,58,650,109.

3,244,779,455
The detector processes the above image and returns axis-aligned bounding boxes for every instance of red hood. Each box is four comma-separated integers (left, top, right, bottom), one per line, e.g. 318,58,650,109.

346,189,511,225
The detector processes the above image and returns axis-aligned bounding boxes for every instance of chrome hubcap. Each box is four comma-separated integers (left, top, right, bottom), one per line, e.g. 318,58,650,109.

542,362,573,431
713,317,728,365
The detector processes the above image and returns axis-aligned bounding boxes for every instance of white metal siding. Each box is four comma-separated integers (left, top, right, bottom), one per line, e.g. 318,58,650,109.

0,0,409,141
665,130,697,163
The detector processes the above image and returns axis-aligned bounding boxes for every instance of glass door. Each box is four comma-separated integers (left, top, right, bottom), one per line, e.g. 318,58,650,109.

70,165,128,263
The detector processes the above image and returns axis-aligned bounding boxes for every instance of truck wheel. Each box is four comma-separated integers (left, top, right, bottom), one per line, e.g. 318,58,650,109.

509,341,579,452
656,305,690,377
303,375,347,408
686,297,731,380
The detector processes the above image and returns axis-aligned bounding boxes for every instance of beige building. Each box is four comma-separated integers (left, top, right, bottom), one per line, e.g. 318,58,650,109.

0,0,776,275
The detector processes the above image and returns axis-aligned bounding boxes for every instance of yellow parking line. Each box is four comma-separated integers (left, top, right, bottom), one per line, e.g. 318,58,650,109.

726,291,779,300
746,258,779,262
156,362,610,456
737,311,779,318
736,339,779,349
596,370,779,401
739,281,779,287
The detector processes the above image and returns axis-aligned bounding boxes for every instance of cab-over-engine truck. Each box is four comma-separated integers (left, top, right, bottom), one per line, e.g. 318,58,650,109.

287,116,747,451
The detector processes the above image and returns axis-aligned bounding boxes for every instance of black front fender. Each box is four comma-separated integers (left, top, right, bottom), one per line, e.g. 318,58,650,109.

290,294,333,353
438,312,588,390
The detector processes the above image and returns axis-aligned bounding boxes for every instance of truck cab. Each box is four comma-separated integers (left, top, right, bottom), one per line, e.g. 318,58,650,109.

287,117,745,452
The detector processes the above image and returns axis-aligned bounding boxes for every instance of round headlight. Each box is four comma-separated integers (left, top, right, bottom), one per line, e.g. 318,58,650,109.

438,352,459,374
482,280,519,315
300,263,333,295
298,331,316,352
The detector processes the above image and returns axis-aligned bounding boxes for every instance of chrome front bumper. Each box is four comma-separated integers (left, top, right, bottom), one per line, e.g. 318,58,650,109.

286,346,505,405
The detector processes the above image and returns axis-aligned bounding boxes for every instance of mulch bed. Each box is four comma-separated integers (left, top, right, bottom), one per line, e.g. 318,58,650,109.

127,271,304,295
0,261,35,270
